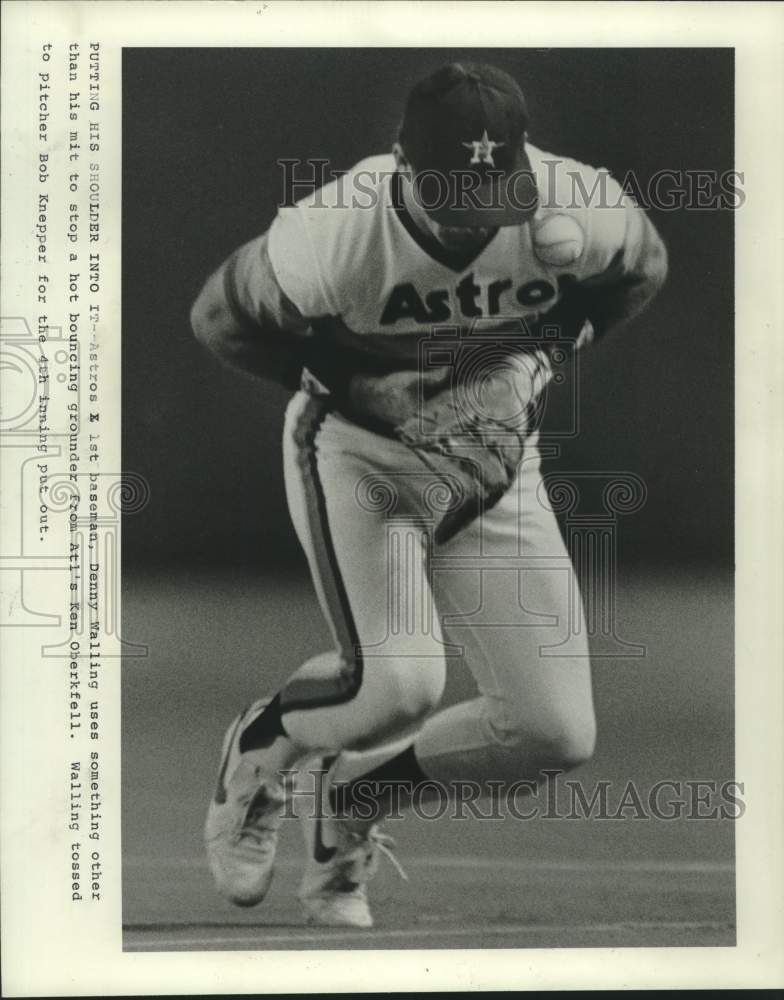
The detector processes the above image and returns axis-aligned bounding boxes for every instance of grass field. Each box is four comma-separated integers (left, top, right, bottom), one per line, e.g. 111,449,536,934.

121,566,735,951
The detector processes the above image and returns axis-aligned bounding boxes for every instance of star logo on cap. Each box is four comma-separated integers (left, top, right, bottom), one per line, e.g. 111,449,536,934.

462,129,505,166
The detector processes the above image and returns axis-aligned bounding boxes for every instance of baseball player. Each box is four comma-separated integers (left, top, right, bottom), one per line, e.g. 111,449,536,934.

191,62,667,928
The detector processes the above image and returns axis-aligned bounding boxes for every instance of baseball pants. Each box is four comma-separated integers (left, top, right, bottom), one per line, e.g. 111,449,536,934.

275,389,596,791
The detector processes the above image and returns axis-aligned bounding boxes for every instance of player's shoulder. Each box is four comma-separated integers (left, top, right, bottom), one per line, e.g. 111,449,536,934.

272,153,392,253
288,153,394,219
268,154,395,316
527,142,626,217
526,143,632,277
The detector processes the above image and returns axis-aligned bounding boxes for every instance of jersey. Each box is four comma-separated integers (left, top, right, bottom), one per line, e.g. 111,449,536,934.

229,146,646,377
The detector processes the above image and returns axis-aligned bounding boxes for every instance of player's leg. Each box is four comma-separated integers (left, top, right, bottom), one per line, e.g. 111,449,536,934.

321,437,596,815
297,437,596,928
205,391,446,910
413,441,596,789
275,392,447,751
281,392,450,926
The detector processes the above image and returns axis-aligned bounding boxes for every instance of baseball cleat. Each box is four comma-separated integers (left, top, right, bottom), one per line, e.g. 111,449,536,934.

296,757,407,928
204,700,288,907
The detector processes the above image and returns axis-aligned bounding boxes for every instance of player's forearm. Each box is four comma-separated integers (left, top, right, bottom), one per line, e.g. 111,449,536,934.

190,259,306,390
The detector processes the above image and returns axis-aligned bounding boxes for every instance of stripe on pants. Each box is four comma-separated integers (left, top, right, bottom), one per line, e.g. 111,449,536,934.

280,395,364,712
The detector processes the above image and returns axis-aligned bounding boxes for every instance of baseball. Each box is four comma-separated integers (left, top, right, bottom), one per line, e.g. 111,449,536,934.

532,213,585,266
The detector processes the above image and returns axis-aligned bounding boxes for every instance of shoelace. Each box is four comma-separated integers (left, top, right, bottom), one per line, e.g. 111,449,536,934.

366,828,409,882
238,785,282,845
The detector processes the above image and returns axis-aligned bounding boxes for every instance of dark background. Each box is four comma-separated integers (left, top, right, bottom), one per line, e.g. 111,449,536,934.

121,51,736,946
122,48,733,569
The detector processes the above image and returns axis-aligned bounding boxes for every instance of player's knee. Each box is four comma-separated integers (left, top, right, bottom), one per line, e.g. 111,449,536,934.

382,659,444,727
545,722,596,770
489,716,596,771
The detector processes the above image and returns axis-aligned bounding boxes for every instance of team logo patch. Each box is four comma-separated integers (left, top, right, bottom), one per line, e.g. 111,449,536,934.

462,129,505,165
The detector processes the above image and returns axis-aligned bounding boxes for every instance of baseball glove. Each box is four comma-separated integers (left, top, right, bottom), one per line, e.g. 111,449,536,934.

336,346,550,544
302,294,592,543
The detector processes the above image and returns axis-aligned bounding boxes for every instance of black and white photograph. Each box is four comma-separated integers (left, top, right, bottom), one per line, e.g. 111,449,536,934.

1,2,782,994
121,46,736,951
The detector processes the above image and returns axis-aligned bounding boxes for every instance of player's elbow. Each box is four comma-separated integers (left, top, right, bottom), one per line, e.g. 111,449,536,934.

191,283,215,347
190,295,209,349
637,218,669,298
190,274,235,360
646,228,668,289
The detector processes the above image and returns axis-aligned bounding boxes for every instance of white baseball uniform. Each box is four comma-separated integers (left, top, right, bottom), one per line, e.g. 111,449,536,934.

227,145,648,788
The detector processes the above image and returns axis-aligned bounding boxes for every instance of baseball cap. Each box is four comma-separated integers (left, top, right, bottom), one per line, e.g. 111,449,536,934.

399,62,538,227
